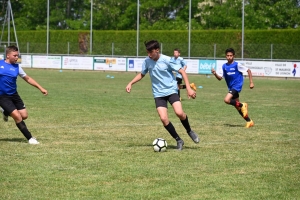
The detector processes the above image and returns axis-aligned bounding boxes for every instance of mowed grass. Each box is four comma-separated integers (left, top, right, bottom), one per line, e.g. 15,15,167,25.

0,69,299,199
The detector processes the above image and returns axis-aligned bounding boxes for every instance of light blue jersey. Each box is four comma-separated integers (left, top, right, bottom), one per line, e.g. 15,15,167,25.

217,61,248,92
171,56,187,79
0,60,26,95
141,54,181,98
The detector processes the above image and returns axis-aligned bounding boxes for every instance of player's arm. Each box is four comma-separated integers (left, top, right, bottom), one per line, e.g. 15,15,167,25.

211,68,222,81
247,69,254,89
126,73,145,93
181,59,187,71
178,68,196,99
22,75,48,95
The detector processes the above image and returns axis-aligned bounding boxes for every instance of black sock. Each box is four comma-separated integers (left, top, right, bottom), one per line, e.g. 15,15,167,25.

3,110,9,116
237,109,251,122
164,122,181,141
238,109,243,117
230,99,243,107
180,115,191,133
244,116,251,122
16,121,32,140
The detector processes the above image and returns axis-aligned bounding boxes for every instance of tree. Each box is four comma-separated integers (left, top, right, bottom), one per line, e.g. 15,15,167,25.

2,0,300,31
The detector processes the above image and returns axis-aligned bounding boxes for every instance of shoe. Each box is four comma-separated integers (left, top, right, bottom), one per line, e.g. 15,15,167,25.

28,137,40,144
1,107,8,122
245,120,254,128
190,83,197,91
176,139,184,150
241,103,248,117
188,130,200,143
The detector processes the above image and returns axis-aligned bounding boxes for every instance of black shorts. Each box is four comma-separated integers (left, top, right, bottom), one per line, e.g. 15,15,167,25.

176,77,183,85
229,89,239,99
154,93,180,108
0,93,26,114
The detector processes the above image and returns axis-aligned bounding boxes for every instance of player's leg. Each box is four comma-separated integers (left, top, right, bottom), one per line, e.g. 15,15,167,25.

170,94,200,144
225,90,246,115
176,77,183,100
0,106,8,122
155,97,183,150
10,94,39,144
234,97,254,128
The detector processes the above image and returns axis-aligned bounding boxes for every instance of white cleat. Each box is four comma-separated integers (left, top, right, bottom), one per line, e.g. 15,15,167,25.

28,137,40,145
1,107,8,122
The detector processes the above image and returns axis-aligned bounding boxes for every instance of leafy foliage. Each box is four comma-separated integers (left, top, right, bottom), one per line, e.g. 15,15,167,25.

1,0,299,30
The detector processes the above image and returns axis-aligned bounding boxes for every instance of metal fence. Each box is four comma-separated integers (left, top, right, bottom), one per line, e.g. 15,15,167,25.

1,42,300,61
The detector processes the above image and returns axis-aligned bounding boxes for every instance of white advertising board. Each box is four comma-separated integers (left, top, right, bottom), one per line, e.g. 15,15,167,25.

94,57,126,71
32,56,61,69
19,55,32,68
216,60,300,78
185,59,199,74
127,58,144,72
62,56,93,70
270,62,300,77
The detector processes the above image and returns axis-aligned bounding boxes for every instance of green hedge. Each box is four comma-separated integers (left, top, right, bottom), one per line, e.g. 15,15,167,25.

1,29,300,59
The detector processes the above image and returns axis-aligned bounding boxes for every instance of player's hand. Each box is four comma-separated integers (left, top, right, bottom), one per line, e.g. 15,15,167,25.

40,88,48,96
211,68,216,74
126,84,132,93
187,89,196,99
250,82,254,89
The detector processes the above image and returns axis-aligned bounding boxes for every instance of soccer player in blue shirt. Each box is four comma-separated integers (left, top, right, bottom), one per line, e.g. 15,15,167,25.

126,40,200,150
211,48,254,128
171,48,197,101
0,45,48,144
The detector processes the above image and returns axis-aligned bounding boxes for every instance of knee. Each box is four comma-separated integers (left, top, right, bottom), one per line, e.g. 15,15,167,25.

22,115,28,120
159,116,169,126
224,98,230,104
176,112,185,120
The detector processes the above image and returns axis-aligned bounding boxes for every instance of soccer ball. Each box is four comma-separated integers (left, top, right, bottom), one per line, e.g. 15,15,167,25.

152,138,167,152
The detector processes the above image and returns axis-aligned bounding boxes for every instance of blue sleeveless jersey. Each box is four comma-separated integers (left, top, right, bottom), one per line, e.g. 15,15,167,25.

222,61,245,92
0,60,22,95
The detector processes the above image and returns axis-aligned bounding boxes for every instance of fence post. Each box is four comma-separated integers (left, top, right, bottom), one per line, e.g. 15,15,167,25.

271,44,273,60
214,44,216,59
27,42,29,54
67,42,70,55
112,42,114,57
161,43,163,54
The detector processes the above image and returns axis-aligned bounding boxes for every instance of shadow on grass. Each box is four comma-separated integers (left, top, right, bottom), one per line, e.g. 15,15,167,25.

132,144,199,150
223,123,244,127
0,138,25,143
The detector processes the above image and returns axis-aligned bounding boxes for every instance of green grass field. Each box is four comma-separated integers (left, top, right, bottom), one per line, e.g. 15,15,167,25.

0,69,299,199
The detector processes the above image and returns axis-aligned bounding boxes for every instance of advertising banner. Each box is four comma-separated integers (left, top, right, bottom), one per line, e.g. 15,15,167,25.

62,56,93,70
94,57,126,71
127,58,144,72
185,59,199,74
199,60,216,74
19,55,32,68
270,62,299,77
32,56,61,69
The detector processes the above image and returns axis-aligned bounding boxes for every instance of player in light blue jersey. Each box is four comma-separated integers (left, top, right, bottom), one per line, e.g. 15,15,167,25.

0,45,48,144
171,48,197,101
211,48,254,128
126,40,200,150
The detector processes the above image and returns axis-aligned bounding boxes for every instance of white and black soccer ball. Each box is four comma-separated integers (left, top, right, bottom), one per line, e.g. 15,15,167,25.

152,138,167,152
